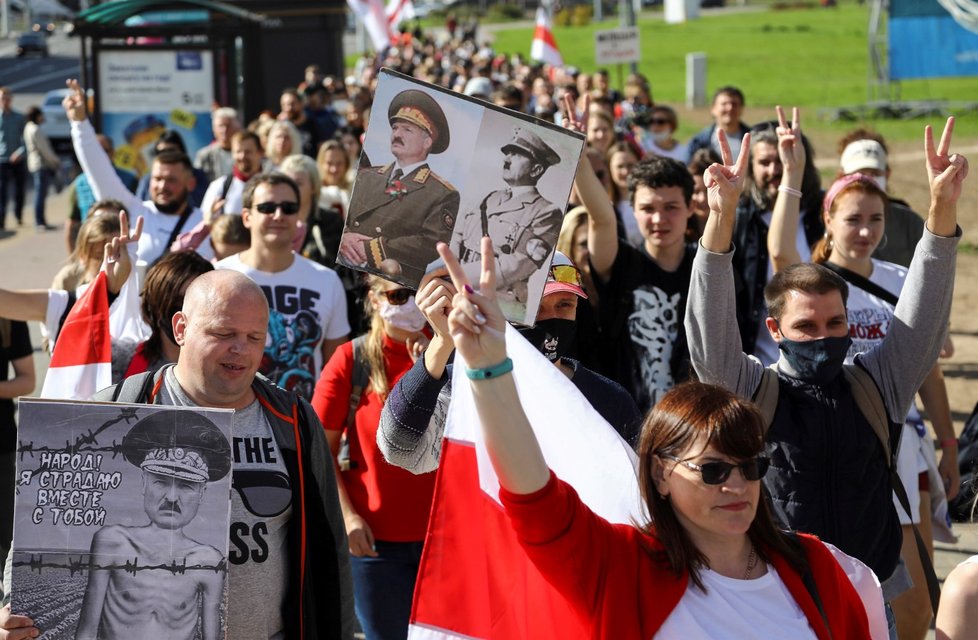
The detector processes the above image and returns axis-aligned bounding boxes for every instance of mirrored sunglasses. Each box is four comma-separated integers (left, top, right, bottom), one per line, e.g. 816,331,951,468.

550,264,583,287
660,453,770,485
254,201,300,215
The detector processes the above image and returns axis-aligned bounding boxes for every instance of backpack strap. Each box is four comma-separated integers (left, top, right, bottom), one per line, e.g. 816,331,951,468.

752,366,780,433
338,336,371,472
109,370,158,403
843,365,892,463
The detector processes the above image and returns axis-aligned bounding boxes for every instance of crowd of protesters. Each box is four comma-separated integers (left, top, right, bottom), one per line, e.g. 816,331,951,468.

0,20,976,640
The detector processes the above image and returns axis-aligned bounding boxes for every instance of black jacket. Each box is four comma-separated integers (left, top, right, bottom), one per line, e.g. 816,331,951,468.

94,369,356,640
764,371,902,582
732,196,824,355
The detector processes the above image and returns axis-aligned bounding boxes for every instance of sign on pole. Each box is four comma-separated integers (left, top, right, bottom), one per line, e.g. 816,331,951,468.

594,27,640,66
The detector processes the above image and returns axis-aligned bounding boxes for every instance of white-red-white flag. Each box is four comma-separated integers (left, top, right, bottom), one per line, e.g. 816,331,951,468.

348,0,393,51
530,5,563,68
386,0,416,32
40,271,112,401
407,326,642,639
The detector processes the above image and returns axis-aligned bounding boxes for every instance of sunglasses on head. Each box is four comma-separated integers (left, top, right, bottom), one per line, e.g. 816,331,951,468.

381,288,413,306
550,264,583,287
254,201,300,215
660,453,770,485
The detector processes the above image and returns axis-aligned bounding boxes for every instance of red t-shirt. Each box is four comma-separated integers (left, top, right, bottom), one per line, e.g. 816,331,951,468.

312,334,436,541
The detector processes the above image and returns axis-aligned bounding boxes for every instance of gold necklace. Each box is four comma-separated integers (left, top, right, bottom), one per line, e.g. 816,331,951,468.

744,545,758,580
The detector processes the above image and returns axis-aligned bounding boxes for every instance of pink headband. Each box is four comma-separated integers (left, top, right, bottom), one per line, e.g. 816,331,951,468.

822,173,882,214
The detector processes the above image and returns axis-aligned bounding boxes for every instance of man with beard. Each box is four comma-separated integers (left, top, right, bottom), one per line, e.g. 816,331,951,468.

341,89,459,285
200,131,265,217
731,125,823,364
75,410,231,640
63,80,204,266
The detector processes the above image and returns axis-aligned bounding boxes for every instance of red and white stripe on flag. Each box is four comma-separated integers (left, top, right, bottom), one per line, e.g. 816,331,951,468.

386,0,416,30
41,271,111,400
348,0,393,51
408,326,642,639
530,6,564,68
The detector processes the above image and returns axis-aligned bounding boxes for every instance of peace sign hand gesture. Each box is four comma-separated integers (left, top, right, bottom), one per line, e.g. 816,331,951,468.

705,129,751,217
104,210,144,295
775,106,805,179
436,237,508,371
561,93,588,135
925,117,969,210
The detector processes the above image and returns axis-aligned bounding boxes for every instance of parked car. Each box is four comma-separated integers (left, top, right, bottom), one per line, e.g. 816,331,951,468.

16,32,48,57
40,89,71,142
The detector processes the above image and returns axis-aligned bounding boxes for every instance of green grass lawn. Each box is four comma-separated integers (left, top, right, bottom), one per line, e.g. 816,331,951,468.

489,3,978,142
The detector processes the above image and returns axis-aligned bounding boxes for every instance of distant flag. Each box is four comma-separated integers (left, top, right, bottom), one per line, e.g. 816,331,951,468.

530,5,563,68
386,0,416,32
347,0,393,51
407,326,642,639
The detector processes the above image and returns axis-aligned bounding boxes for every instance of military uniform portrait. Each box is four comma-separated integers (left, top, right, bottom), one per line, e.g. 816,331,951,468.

340,89,461,286
453,125,577,324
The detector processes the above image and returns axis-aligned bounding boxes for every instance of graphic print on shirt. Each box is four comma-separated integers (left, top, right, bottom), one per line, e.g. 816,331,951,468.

259,284,323,399
229,436,292,565
847,305,892,359
628,287,680,409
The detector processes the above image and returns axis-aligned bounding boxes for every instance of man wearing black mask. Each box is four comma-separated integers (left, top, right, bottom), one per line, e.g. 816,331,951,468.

684,122,968,628
375,251,642,479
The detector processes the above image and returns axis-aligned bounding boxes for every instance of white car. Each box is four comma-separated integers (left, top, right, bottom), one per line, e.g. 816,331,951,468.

39,88,71,142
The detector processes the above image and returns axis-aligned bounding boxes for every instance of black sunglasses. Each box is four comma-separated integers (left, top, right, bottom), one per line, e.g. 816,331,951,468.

381,288,413,306
660,453,770,485
254,201,300,215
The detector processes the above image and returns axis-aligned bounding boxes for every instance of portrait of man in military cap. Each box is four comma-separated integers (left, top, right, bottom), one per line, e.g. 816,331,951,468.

340,88,461,285
74,409,232,640
453,125,565,320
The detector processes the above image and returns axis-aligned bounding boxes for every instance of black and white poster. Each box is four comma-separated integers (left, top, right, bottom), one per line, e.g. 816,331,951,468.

338,69,586,326
11,400,234,640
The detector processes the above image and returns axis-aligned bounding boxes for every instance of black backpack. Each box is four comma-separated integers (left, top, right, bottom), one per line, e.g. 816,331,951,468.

949,401,978,521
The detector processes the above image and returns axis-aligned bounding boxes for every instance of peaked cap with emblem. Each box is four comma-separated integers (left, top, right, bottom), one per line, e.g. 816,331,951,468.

388,89,451,154
122,409,231,482
500,127,560,169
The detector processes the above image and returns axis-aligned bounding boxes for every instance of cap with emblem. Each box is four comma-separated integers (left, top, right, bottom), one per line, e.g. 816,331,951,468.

122,409,231,483
501,128,561,170
388,89,451,154
840,139,887,175
545,251,588,299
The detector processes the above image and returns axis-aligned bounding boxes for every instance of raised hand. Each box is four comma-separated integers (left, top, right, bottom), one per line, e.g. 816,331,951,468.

925,117,969,210
62,78,88,122
104,210,144,294
775,106,805,178
561,93,589,135
705,129,751,216
437,237,507,371
416,266,457,341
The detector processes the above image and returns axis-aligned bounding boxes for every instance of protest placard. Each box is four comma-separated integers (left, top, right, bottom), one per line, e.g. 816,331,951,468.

10,400,233,640
338,69,585,326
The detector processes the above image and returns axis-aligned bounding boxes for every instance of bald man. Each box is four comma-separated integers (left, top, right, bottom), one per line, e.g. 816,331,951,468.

12,270,355,640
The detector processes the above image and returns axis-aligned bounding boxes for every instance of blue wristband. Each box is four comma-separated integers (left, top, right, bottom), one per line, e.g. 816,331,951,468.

464,357,514,380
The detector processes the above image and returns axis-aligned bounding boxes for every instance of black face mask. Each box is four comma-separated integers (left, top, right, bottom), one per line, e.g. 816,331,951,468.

517,318,576,363
777,334,851,385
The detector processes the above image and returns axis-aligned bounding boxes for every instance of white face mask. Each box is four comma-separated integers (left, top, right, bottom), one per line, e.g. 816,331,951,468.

379,296,427,332
651,130,672,144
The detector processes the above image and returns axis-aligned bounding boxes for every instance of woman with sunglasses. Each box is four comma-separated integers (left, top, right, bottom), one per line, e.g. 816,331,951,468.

428,237,877,638
767,108,959,640
311,276,435,640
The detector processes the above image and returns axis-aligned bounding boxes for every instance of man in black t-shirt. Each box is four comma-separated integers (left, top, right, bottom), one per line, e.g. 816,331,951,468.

575,152,695,412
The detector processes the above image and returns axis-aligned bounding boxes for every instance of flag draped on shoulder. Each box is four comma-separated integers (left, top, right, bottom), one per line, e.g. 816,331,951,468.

530,5,563,68
41,244,150,400
40,271,112,401
348,0,393,51
408,326,643,639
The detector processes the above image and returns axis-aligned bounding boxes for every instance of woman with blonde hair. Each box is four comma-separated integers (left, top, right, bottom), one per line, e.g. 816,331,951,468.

317,139,352,217
51,201,124,291
312,276,435,640
265,120,302,169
